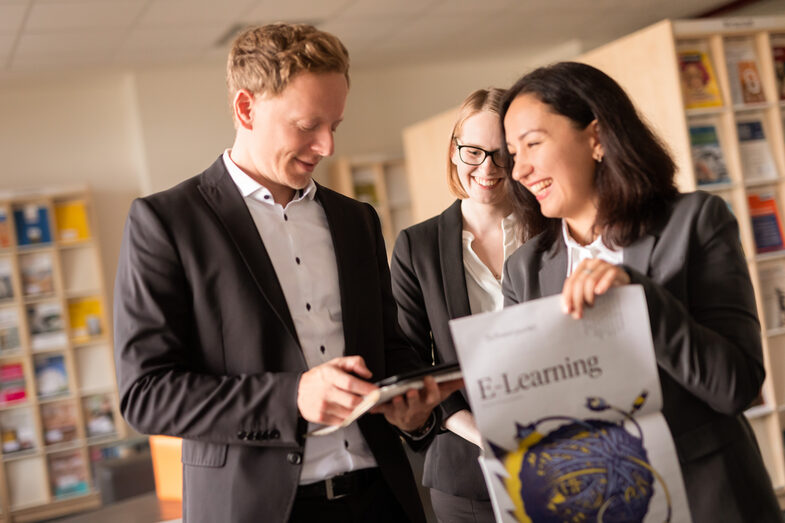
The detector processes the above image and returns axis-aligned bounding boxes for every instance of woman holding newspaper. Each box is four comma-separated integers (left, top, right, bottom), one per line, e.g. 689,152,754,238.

390,87,519,522
501,61,781,522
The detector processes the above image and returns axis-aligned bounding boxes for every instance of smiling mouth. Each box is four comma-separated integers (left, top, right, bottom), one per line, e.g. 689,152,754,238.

528,179,552,197
474,177,501,188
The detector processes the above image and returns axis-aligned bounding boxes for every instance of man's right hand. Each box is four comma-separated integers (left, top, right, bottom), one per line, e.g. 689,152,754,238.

297,356,378,425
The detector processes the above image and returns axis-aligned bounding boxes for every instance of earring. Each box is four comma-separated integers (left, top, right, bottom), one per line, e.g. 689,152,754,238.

593,153,603,163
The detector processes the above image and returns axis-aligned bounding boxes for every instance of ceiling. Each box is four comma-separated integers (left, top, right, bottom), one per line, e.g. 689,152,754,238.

0,0,783,81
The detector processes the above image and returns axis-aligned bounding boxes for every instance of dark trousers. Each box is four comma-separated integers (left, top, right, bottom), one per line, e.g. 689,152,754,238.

429,488,495,523
289,468,411,523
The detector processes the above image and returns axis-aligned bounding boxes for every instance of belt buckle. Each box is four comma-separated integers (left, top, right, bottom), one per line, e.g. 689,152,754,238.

325,476,348,500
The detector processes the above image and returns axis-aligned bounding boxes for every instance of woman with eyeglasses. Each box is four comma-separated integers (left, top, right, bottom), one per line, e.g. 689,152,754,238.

501,62,781,522
390,87,518,522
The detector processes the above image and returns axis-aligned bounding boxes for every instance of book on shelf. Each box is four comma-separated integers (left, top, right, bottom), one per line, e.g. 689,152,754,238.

13,203,52,246
54,200,91,243
0,208,11,248
724,36,766,105
41,401,78,445
688,120,729,185
82,393,116,438
67,297,104,343
759,264,785,330
34,353,69,399
27,301,67,350
0,362,26,405
20,252,54,297
748,192,785,253
0,408,36,454
772,34,785,102
48,450,89,498
0,308,21,355
0,257,13,300
737,116,779,183
677,40,723,109
353,181,380,206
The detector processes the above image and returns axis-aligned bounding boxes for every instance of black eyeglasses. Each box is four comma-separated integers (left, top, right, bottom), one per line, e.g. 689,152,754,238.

454,140,509,168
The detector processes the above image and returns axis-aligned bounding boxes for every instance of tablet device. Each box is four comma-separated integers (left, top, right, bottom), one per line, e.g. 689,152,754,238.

307,362,463,437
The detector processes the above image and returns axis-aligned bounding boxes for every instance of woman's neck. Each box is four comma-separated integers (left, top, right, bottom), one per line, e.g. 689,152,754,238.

461,198,511,237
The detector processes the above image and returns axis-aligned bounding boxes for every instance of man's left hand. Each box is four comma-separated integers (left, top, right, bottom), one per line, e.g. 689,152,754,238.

372,376,464,432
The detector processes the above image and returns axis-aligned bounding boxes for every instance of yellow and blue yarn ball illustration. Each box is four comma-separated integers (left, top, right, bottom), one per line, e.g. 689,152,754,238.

496,394,662,523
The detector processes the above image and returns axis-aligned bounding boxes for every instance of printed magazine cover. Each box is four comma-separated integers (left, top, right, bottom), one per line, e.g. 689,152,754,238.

449,287,692,523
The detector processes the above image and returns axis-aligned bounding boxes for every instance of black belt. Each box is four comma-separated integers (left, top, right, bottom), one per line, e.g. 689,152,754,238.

296,468,381,500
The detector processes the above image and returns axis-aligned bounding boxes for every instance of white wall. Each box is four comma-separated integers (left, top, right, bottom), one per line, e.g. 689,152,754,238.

0,72,144,304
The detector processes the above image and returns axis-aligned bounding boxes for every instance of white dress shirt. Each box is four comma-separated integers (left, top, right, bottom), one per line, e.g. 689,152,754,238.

562,220,624,276
462,213,520,314
223,151,377,484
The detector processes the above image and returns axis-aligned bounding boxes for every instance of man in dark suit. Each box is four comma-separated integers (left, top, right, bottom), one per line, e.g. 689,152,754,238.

113,23,457,523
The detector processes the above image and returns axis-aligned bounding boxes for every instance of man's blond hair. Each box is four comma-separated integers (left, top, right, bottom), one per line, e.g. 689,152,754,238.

226,23,350,99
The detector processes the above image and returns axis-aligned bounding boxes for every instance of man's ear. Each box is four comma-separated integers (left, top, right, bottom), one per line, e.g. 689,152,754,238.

233,89,254,130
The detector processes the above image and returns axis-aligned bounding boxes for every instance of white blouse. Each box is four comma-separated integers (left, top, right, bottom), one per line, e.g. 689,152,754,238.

561,219,623,276
462,214,521,315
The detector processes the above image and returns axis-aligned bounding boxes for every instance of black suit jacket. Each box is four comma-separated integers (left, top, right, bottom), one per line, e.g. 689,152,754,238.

114,156,427,522
390,199,489,499
503,191,781,522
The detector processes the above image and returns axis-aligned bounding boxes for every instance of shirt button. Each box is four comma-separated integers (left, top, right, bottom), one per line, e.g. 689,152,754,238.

287,452,302,465
263,194,270,200
344,440,349,449
320,345,325,353
295,257,301,264
306,303,311,311
284,214,288,221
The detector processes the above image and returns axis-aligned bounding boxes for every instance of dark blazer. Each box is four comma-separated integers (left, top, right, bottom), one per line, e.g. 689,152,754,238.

391,199,489,499
503,191,781,522
114,156,427,523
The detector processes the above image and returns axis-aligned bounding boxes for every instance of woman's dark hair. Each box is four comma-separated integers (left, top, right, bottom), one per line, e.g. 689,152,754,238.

500,61,678,248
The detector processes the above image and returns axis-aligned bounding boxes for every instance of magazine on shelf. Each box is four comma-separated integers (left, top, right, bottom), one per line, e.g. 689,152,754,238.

449,286,692,523
54,200,91,243
724,36,766,105
13,203,52,246
677,40,723,109
737,116,779,183
0,307,21,355
758,265,785,330
0,257,13,300
20,252,54,297
0,208,10,248
0,362,26,405
67,297,104,343
48,450,89,498
748,192,785,253
41,401,78,445
34,353,69,398
0,408,36,454
688,119,729,185
82,393,116,437
771,34,785,101
27,301,67,350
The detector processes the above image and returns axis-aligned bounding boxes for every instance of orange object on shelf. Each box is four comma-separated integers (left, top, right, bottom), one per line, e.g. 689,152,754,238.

149,435,183,501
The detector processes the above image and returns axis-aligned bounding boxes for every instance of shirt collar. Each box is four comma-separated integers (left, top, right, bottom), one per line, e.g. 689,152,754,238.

561,219,611,253
222,149,317,204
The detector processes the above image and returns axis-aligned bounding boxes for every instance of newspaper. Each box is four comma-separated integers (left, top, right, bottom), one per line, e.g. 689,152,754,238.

449,285,692,523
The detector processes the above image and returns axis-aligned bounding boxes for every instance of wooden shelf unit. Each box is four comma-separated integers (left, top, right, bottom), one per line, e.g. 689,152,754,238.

328,155,413,254
578,15,785,494
0,186,128,521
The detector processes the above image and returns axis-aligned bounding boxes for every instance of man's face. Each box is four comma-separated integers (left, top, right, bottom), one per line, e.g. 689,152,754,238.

247,72,348,201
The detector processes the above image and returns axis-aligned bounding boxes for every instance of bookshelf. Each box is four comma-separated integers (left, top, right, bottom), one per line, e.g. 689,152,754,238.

327,155,413,254
577,15,785,499
0,186,127,521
